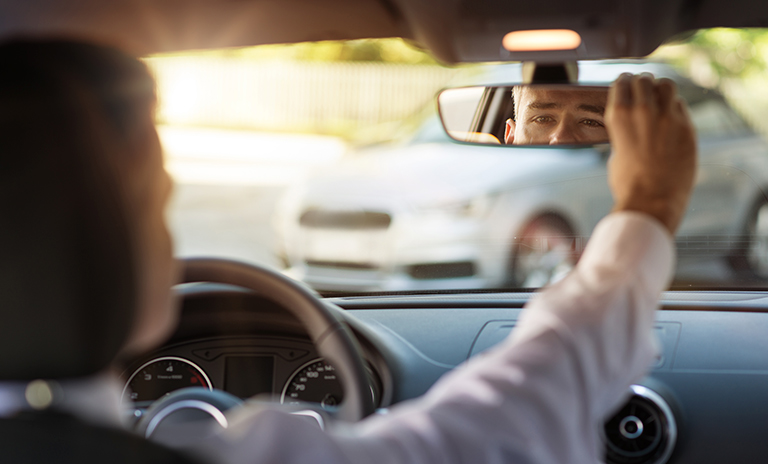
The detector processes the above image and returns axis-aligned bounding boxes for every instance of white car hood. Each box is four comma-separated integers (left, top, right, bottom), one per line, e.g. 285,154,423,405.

296,142,602,210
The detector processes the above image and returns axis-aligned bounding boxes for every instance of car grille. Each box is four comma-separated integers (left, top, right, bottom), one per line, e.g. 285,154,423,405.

299,209,392,230
305,260,379,270
407,261,476,280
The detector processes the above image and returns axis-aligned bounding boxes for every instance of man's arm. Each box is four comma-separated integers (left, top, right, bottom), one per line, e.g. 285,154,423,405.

331,75,696,464
330,211,673,464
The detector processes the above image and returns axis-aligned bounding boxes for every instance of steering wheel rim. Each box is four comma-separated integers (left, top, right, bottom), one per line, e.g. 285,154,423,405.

181,257,375,422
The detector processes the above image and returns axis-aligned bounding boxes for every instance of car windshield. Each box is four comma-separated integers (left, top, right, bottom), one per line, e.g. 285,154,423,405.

156,29,768,295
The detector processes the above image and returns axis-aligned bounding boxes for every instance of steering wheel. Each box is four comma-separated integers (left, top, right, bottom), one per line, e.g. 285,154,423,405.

135,258,375,437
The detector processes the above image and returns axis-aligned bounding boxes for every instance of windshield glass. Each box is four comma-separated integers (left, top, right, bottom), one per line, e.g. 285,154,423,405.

153,30,768,294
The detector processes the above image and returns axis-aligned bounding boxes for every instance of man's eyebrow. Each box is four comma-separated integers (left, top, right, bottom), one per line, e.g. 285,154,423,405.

527,101,560,110
578,104,605,115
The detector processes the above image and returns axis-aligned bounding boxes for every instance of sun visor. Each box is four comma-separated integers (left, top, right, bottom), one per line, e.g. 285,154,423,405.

0,0,407,56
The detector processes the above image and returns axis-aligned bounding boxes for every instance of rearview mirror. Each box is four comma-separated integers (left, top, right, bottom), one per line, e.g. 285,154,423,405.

438,84,609,146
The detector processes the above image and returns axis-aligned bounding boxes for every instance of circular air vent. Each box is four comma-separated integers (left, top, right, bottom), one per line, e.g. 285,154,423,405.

602,385,677,464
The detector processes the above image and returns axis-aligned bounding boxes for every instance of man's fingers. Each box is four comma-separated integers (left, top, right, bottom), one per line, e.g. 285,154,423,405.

632,73,655,109
675,97,693,126
607,72,696,234
655,78,677,112
610,73,633,108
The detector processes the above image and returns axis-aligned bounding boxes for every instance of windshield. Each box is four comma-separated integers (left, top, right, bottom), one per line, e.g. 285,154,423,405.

155,30,768,295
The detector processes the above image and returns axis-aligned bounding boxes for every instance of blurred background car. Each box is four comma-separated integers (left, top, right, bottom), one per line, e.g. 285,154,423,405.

274,60,768,292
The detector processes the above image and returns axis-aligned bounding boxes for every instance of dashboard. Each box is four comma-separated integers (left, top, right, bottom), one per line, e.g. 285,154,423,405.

123,285,768,464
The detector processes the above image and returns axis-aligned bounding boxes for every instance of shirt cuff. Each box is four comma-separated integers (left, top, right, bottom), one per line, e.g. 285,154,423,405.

577,211,676,295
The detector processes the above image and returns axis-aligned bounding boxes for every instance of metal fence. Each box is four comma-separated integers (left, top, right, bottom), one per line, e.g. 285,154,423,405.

145,57,466,134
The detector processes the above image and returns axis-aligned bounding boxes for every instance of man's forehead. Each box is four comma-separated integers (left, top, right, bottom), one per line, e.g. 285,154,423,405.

519,86,607,109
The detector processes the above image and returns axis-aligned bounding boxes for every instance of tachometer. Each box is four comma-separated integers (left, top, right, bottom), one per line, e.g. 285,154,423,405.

280,358,344,408
122,356,212,403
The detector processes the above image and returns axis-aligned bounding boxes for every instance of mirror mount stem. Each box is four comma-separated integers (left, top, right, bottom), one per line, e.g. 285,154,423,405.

521,61,578,84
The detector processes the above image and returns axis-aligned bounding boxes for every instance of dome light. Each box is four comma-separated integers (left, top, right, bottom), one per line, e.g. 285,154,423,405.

503,29,582,51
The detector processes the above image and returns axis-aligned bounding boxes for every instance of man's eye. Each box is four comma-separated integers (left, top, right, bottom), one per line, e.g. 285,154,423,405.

581,119,605,128
532,116,555,124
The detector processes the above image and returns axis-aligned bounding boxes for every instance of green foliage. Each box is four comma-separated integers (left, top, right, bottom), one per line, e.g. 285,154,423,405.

291,39,439,64
171,39,442,65
651,28,768,136
654,28,768,86
689,29,767,77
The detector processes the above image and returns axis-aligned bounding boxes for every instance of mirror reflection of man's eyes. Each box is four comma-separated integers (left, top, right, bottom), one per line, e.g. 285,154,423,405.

505,87,609,146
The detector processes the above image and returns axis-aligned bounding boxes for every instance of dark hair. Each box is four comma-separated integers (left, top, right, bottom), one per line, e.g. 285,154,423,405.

0,39,157,380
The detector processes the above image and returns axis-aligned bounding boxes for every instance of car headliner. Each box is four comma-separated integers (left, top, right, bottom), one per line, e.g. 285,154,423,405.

0,0,766,62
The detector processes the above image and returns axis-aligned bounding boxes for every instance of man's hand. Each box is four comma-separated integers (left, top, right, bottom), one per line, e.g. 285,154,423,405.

605,73,697,235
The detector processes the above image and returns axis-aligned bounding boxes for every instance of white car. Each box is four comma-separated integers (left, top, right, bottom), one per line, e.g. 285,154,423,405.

275,61,768,292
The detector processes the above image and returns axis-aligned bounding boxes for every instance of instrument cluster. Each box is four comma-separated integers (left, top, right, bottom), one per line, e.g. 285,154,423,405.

121,336,381,411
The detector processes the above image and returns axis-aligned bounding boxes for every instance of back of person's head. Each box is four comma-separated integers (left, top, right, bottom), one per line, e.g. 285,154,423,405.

0,39,157,380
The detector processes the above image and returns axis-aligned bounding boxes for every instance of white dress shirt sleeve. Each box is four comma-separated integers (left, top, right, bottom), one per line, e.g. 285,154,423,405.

195,211,675,464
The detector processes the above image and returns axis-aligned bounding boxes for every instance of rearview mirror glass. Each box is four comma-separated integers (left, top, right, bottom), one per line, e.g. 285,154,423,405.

438,84,609,146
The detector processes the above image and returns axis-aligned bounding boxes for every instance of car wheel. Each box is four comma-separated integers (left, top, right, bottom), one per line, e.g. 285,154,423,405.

509,215,579,288
729,195,768,280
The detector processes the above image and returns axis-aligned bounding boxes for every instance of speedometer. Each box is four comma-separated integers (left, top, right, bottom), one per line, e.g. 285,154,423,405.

122,356,212,403
280,358,344,408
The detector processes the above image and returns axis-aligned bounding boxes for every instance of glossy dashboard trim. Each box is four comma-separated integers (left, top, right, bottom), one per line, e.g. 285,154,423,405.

330,290,768,311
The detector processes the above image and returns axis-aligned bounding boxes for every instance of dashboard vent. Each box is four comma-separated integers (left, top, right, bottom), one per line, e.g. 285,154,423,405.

602,385,677,464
